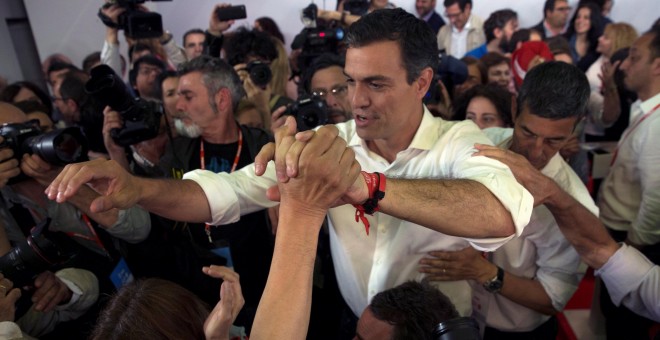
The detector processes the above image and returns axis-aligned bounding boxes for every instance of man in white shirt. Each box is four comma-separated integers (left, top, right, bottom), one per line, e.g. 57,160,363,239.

46,8,533,334
436,0,484,58
597,26,660,339
419,62,594,339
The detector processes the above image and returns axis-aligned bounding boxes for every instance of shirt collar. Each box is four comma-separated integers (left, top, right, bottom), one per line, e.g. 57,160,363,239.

452,15,472,33
348,106,437,152
640,92,660,114
422,11,434,22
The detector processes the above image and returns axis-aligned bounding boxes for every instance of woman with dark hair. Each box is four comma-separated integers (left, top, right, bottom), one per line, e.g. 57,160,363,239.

564,2,604,71
0,81,53,117
254,17,285,44
452,84,513,129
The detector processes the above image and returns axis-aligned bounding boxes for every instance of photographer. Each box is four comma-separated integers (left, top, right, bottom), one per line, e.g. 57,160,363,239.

0,102,150,336
225,28,294,132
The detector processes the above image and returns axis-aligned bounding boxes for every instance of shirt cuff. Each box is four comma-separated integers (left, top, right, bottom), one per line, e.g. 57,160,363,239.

595,243,654,306
53,276,83,309
183,169,241,225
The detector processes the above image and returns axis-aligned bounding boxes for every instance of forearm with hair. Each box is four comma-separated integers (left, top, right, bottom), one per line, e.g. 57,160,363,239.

136,177,213,223
543,181,618,269
379,178,515,238
499,272,558,315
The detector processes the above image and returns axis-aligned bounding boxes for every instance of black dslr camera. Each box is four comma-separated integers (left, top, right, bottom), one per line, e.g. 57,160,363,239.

0,219,78,289
0,122,88,166
284,95,329,131
99,0,172,39
86,64,162,147
245,60,272,89
0,121,88,185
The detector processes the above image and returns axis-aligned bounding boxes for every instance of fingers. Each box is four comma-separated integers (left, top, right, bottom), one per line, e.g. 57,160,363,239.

45,159,105,203
202,265,240,283
254,143,275,176
273,117,298,182
32,272,70,312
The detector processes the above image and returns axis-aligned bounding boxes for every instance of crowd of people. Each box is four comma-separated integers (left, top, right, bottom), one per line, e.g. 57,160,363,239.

0,0,658,339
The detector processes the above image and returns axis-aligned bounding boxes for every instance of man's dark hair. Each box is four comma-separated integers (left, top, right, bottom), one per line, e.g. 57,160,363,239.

156,70,179,102
129,55,166,88
128,43,154,63
178,56,245,112
0,81,53,116
480,52,509,73
183,28,205,46
345,8,439,84
59,71,90,107
543,0,562,18
443,0,472,12
518,61,590,120
301,53,345,94
648,25,660,60
47,62,80,83
483,9,517,43
452,84,514,126
653,17,660,30
82,51,102,75
546,35,572,56
224,27,278,66
369,281,459,340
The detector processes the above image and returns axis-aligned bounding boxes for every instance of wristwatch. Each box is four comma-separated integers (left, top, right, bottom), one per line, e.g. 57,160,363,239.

483,266,504,293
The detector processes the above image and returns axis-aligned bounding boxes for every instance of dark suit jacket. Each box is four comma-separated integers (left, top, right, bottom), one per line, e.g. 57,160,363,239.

531,20,547,40
426,11,445,35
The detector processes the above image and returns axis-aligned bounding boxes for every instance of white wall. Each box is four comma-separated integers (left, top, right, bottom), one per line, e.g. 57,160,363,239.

18,0,660,71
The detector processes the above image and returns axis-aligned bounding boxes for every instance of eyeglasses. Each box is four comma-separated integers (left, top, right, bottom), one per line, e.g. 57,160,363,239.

445,10,463,19
312,85,348,99
138,66,162,76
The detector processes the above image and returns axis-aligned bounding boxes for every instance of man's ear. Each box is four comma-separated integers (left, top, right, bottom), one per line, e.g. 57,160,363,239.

651,57,660,77
214,88,233,113
493,27,503,40
415,67,435,99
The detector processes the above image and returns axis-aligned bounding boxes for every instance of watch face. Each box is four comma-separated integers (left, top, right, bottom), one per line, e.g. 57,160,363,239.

485,280,503,292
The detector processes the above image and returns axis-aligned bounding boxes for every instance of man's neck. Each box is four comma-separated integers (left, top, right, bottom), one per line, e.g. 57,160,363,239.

544,19,564,36
638,84,660,102
486,39,503,54
365,109,424,163
202,115,239,144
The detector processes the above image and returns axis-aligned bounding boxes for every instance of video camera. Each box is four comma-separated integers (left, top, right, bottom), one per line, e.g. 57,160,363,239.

99,0,172,39
85,64,162,147
292,3,345,76
0,218,78,289
284,95,329,131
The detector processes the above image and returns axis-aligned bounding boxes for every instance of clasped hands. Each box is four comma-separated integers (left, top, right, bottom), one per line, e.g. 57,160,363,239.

254,117,364,213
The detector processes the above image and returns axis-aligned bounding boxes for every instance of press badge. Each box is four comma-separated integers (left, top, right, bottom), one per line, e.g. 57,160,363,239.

110,257,134,289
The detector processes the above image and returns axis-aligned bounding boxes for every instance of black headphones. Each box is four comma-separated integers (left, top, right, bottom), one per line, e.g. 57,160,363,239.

433,317,481,340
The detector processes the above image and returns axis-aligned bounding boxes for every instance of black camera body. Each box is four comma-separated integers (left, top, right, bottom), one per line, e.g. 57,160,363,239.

293,27,345,76
99,0,171,39
86,64,162,147
284,95,329,131
343,0,370,16
0,219,78,289
246,60,272,89
0,122,89,184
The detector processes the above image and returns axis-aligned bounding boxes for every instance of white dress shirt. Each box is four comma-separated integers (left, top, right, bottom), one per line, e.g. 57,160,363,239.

472,128,597,332
596,243,660,322
184,108,534,317
599,92,660,245
450,17,471,59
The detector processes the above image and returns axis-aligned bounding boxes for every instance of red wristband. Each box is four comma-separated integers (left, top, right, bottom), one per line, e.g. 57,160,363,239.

353,171,386,235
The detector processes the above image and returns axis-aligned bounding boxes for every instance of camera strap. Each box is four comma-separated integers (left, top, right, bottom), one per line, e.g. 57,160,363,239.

66,214,112,260
200,129,243,243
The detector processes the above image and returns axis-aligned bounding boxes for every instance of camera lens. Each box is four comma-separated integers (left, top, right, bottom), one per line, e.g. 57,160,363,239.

247,61,272,89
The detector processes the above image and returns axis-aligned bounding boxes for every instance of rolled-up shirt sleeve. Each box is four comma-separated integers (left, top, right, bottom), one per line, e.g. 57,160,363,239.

183,161,279,226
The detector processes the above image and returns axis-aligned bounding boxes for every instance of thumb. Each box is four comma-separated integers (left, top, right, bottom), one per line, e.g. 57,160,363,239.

90,196,115,213
266,186,281,202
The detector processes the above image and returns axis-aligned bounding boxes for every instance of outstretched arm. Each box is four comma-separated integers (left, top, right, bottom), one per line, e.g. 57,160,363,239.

45,158,212,223
251,123,361,339
473,144,618,268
